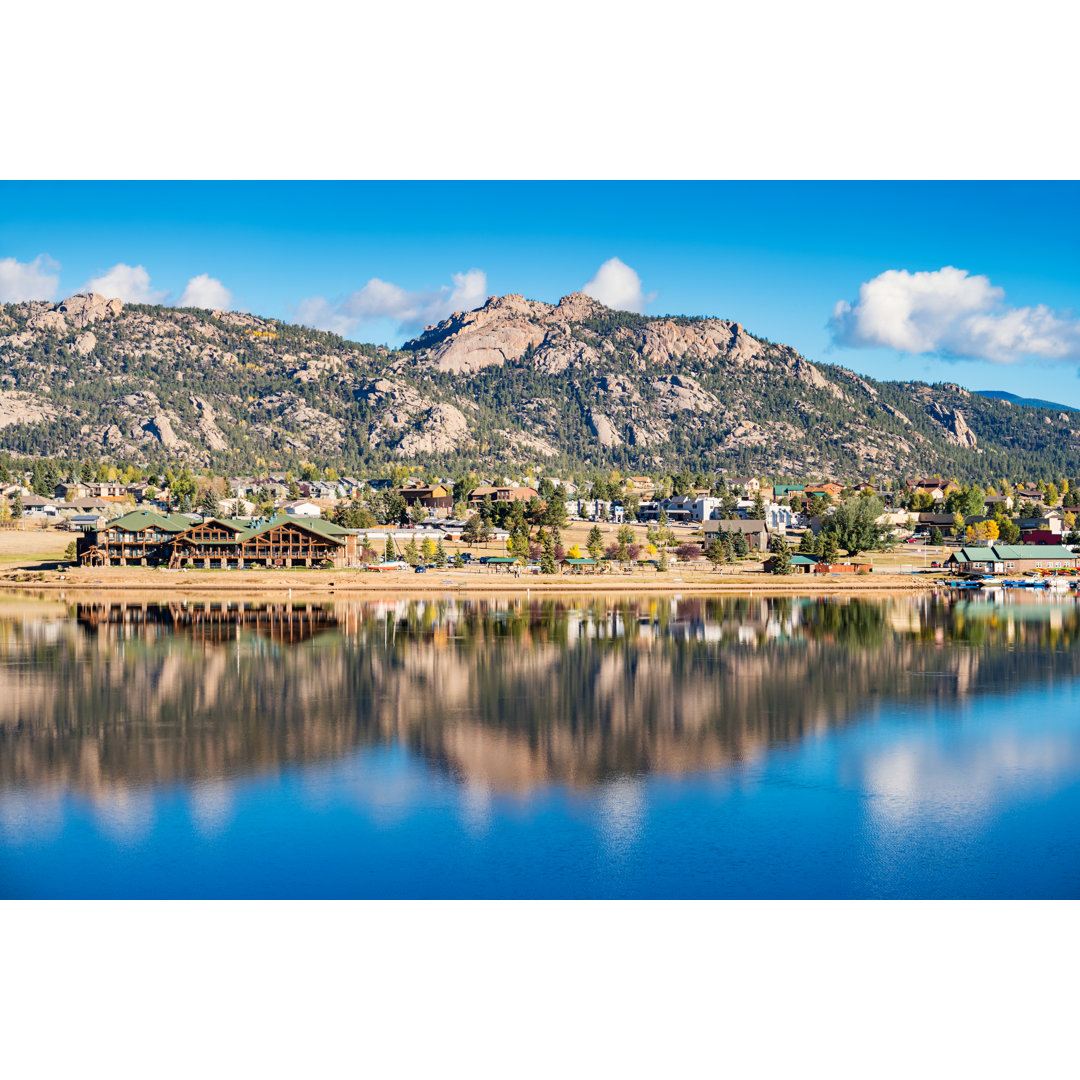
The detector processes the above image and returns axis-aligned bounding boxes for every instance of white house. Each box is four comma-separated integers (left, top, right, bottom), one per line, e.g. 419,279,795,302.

281,499,322,517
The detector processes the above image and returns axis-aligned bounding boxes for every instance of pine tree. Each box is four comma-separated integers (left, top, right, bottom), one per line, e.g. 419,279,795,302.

540,532,558,574
384,536,396,562
586,524,604,559
769,534,792,575
199,485,220,518
435,540,448,567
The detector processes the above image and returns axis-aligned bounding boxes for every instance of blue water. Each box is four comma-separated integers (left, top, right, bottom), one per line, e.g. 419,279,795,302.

2,594,1080,898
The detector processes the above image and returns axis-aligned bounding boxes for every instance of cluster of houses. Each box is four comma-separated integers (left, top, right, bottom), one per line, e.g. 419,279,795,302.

4,463,1077,573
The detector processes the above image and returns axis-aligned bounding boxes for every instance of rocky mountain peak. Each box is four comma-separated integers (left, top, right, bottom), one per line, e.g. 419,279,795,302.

26,292,123,332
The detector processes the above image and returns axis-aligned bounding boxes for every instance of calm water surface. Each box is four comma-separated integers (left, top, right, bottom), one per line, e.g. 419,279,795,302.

2,591,1079,898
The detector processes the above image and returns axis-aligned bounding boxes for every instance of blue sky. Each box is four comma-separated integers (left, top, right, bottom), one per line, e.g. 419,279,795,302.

3,181,1079,405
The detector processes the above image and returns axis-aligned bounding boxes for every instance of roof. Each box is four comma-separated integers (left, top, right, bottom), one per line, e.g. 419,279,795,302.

706,518,768,533
993,544,1077,560
102,510,193,533
952,547,1000,563
563,557,598,564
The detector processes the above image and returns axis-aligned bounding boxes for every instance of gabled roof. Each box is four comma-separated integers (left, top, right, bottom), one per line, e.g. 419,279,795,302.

102,510,193,533
993,544,1076,560
236,514,348,545
953,546,1000,563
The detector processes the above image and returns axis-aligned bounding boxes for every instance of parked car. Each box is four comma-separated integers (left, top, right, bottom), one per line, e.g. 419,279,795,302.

930,561,941,568
414,564,427,574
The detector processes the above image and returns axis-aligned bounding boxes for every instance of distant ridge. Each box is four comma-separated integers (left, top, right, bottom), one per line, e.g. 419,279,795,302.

975,390,1079,412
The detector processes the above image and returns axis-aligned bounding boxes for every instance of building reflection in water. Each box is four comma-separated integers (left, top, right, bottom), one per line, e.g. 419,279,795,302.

1,594,1079,809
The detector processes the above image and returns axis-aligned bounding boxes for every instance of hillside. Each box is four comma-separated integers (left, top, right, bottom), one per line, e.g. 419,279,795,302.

975,390,1079,413
2,289,1079,481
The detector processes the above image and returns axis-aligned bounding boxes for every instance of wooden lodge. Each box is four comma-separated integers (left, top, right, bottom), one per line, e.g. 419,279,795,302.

77,511,361,569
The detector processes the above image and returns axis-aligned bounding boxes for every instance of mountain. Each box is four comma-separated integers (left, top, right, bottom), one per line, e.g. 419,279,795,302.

975,390,1079,413
2,290,1080,480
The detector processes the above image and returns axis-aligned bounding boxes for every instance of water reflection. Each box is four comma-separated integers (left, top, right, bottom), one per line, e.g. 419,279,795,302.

1,594,1078,808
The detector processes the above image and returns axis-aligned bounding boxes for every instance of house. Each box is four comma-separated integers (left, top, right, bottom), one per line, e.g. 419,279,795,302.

395,484,454,515
773,484,806,501
729,477,761,494
912,477,958,501
764,503,802,532
20,495,63,518
281,499,322,517
68,513,109,532
55,482,90,501
703,518,770,552
983,495,1014,512
85,481,128,501
804,483,843,500
946,544,1078,574
624,476,655,495
467,485,538,505
1018,515,1063,537
917,512,962,532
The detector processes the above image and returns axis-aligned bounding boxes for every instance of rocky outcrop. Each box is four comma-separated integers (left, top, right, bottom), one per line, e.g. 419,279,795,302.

0,391,56,430
395,403,470,456
650,374,719,415
27,293,122,331
588,408,623,447
142,414,183,449
73,332,97,356
927,402,978,449
191,395,229,452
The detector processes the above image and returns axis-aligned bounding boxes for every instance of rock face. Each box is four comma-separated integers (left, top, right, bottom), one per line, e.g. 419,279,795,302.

143,414,183,449
927,402,978,449
588,408,623,447
27,293,123,331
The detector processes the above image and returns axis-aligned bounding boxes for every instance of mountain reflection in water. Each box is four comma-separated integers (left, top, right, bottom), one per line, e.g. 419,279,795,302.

2,593,1079,801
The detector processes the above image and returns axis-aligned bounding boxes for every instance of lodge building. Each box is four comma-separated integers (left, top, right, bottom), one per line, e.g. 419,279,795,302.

77,511,360,569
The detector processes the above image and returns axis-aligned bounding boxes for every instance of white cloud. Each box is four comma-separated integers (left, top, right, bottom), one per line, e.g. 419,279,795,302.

83,263,168,304
0,254,61,302
582,256,653,313
178,273,232,310
830,266,1080,364
294,268,488,339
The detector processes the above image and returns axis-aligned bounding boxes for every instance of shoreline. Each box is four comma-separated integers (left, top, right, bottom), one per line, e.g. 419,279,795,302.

0,566,945,598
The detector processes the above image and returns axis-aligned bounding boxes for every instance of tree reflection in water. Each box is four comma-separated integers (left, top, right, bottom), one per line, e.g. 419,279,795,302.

0,594,1078,798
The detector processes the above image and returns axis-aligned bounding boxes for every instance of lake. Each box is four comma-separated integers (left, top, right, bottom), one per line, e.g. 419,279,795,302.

1,591,1079,898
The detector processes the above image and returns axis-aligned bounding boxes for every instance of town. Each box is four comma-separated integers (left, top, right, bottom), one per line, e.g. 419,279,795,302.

2,457,1077,579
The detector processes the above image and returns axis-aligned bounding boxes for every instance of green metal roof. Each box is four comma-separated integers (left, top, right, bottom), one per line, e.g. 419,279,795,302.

103,510,193,533
564,557,598,564
993,544,1077,560
956,547,1000,562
